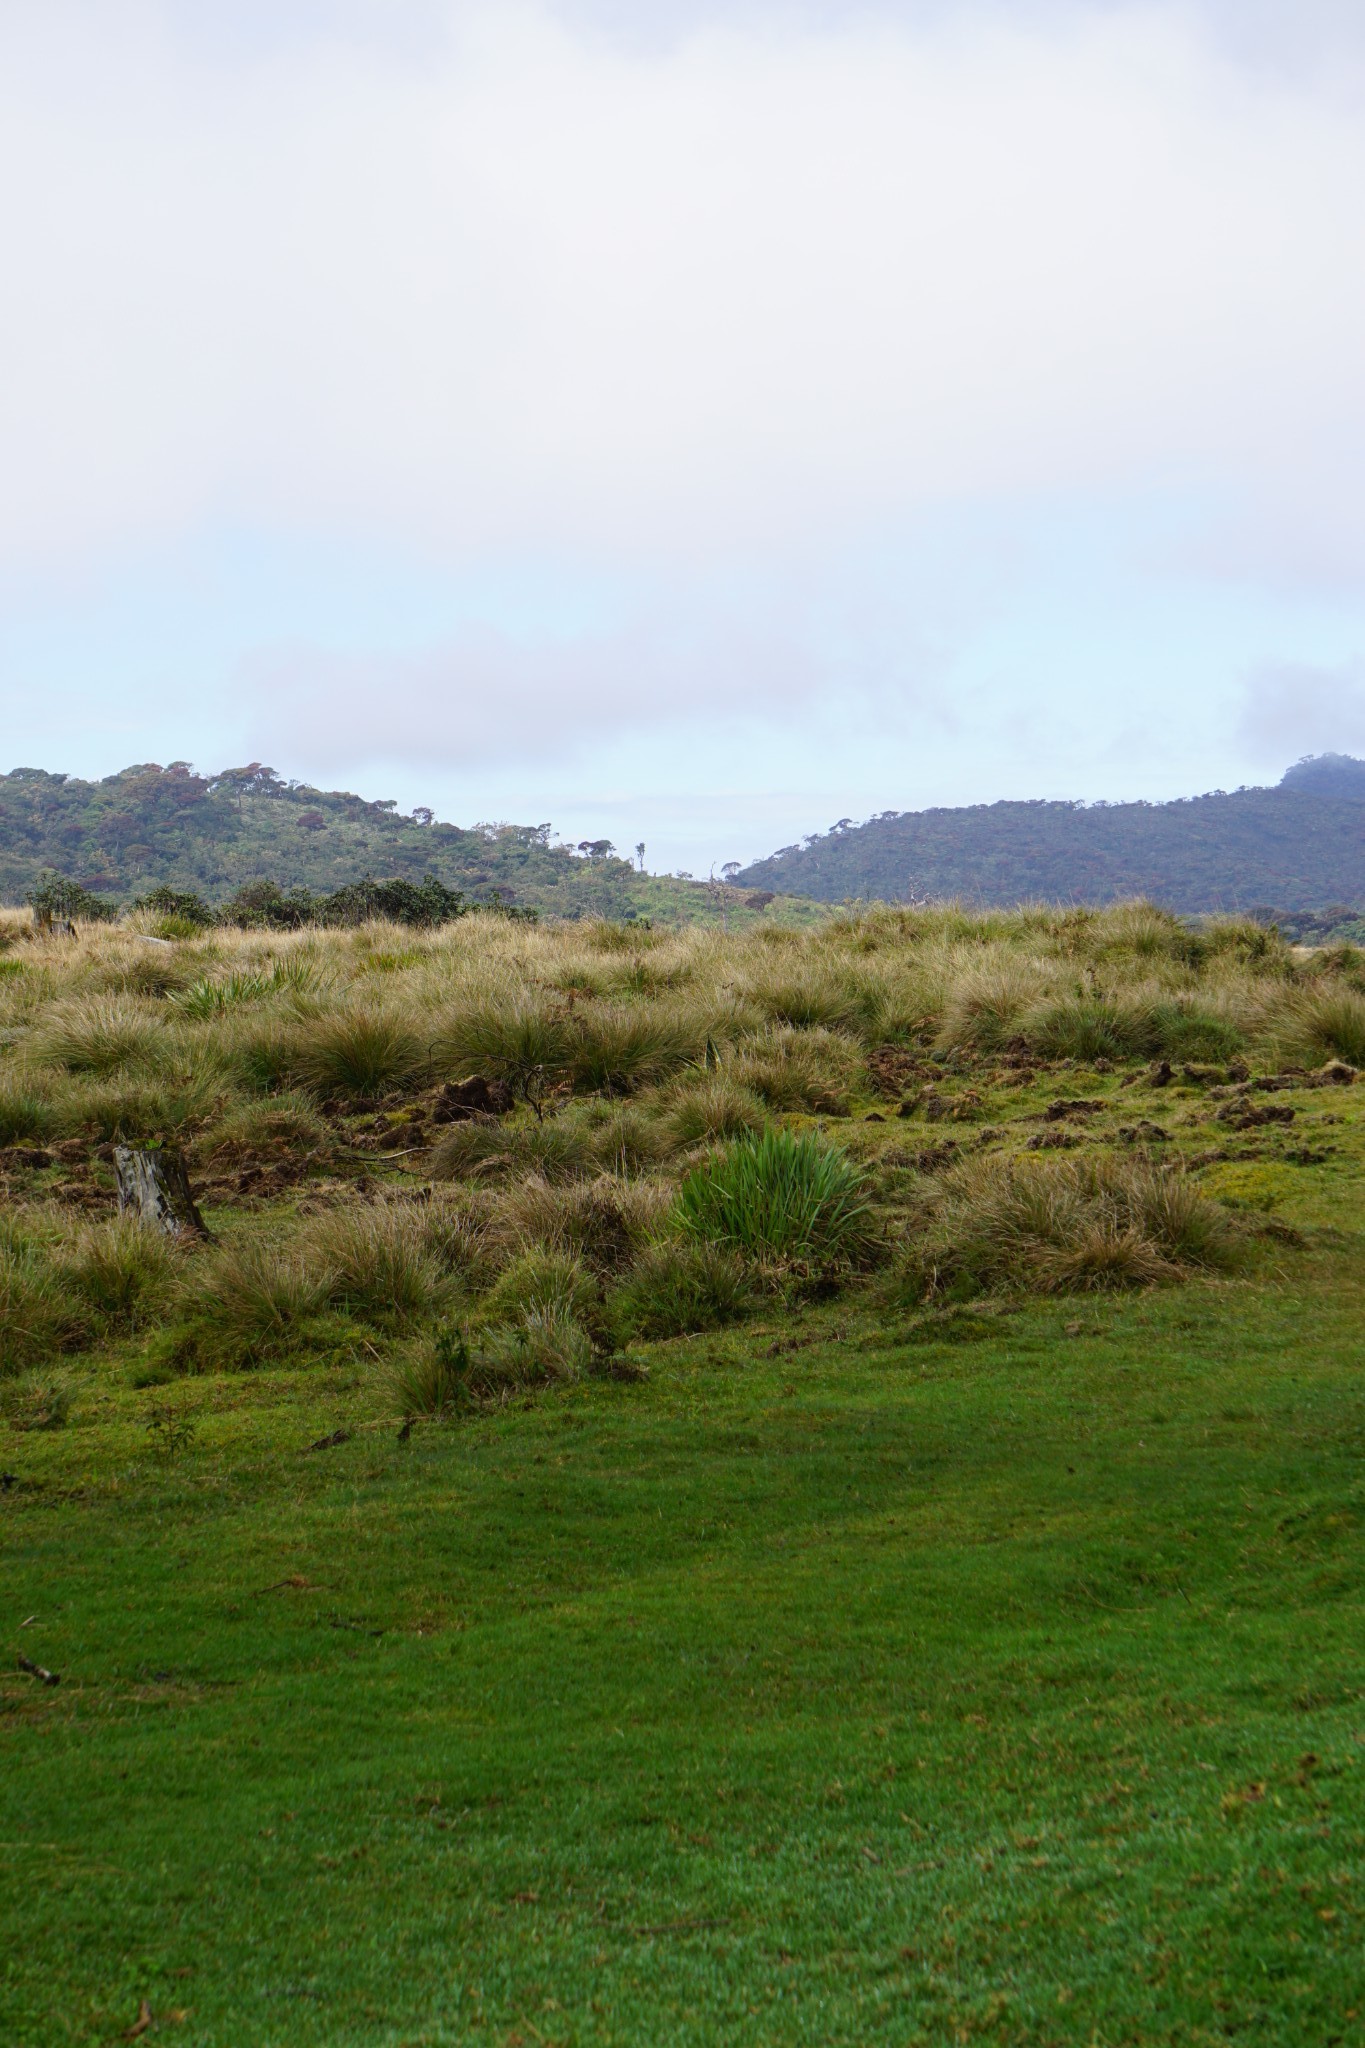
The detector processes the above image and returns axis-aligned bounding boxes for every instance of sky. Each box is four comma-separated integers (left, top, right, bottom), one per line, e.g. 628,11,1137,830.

2,0,1364,874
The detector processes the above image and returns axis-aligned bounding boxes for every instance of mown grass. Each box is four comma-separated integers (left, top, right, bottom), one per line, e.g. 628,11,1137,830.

2,902,1364,2042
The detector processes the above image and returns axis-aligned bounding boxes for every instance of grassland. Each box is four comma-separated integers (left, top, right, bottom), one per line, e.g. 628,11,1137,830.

2,903,1364,2045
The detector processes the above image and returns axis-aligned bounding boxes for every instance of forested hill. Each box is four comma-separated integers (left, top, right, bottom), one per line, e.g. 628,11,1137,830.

0,762,715,923
735,755,1365,913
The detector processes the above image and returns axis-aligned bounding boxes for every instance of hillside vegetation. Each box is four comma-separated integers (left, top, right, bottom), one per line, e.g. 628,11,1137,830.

0,761,808,929
737,754,1365,914
3,903,1365,2041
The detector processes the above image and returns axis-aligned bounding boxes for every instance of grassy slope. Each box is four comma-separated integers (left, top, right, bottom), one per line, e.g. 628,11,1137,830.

4,1089,1365,2043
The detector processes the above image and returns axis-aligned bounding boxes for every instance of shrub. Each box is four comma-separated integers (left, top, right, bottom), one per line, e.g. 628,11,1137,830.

29,874,117,926
292,1008,424,1103
606,1240,755,1342
676,1129,873,1265
321,874,465,929
133,886,215,930
35,999,164,1076
895,1153,1241,1301
61,1216,182,1333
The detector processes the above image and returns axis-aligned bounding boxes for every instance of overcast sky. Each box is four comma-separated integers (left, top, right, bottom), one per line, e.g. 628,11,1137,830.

2,0,1364,872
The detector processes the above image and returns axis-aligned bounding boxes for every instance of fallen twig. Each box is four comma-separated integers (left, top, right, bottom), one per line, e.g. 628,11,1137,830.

302,1429,353,1453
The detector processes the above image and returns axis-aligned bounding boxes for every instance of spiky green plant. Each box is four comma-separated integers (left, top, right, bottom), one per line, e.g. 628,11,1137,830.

676,1129,873,1264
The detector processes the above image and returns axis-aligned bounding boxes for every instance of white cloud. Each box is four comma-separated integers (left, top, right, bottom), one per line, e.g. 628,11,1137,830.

1,0,1363,579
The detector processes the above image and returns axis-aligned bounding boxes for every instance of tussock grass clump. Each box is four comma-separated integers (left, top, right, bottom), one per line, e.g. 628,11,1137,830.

229,1018,307,1097
1269,987,1365,1069
0,1368,77,1430
390,1327,473,1417
677,1129,873,1265
933,962,1060,1054
203,1092,329,1160
0,1076,55,1145
606,1240,755,1342
292,1008,424,1103
54,1076,213,1143
172,965,295,1019
897,1153,1241,1302
730,1026,859,1113
1022,994,1243,1064
175,1239,329,1370
479,1250,601,1332
565,1002,704,1094
435,996,572,1099
662,1073,767,1148
35,998,165,1076
430,1114,597,1184
299,1205,457,1323
0,1246,86,1374
392,1308,592,1416
740,965,874,1035
497,1174,668,1271
572,1101,673,1174
98,951,196,998
475,1306,593,1388
60,1216,183,1333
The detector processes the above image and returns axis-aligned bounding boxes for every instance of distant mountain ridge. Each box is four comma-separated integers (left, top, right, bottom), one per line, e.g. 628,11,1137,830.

735,756,1365,913
0,761,652,921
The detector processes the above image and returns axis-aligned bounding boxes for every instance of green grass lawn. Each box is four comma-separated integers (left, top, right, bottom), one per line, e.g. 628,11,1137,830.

5,1222,1365,2045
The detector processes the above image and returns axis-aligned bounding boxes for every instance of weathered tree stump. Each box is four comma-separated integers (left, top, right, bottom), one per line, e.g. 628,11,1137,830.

113,1146,210,1240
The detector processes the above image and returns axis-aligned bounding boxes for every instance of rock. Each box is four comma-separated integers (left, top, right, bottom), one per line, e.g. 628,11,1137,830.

431,1076,514,1122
